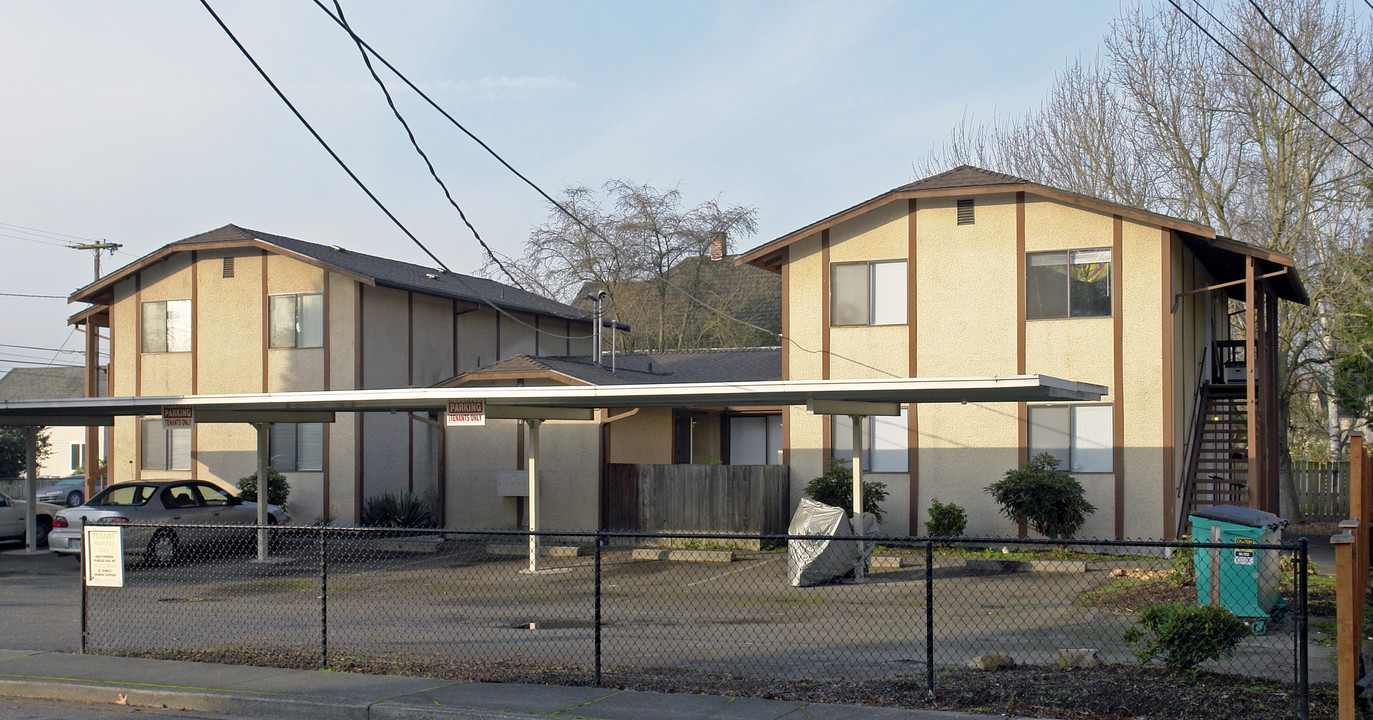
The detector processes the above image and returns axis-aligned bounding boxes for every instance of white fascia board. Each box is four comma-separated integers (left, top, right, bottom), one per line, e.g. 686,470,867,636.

0,375,1107,424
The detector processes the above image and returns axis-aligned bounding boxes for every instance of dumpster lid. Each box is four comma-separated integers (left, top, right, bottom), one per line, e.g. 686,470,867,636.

1188,504,1288,529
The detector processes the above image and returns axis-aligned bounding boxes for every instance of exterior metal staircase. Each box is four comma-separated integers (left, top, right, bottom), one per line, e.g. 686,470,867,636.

1177,382,1249,538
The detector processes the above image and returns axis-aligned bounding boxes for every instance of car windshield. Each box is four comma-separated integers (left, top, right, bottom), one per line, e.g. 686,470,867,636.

89,484,158,507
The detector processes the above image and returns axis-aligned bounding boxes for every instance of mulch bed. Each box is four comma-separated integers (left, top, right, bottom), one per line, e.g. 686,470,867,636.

121,648,1336,720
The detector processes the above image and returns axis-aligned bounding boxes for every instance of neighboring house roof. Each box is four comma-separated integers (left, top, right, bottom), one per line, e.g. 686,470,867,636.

68,224,601,325
441,347,782,388
0,366,106,401
737,164,1308,304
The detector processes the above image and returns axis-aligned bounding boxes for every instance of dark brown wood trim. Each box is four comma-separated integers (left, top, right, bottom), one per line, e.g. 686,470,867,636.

190,252,198,481
495,312,502,362
134,274,142,397
1244,256,1259,509
354,283,364,524
821,229,831,381
1161,229,1176,538
1113,215,1125,539
907,198,919,534
534,315,541,356
564,320,572,356
452,300,460,378
322,269,331,520
408,293,415,494
781,249,791,466
1016,192,1027,539
261,250,269,394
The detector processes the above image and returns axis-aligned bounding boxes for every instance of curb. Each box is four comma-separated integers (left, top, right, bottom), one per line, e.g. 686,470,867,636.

0,677,371,720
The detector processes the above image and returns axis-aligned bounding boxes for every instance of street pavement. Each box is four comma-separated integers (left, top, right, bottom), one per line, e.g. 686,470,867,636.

0,648,1039,720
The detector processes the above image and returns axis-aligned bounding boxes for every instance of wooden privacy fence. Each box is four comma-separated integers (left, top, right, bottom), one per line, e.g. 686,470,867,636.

1293,461,1350,521
602,463,790,535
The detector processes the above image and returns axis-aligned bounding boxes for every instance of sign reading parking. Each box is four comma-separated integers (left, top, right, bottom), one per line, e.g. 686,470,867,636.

83,525,125,588
446,400,485,427
162,405,194,429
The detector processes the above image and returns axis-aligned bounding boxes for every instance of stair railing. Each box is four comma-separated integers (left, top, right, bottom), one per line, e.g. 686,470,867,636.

1176,347,1211,539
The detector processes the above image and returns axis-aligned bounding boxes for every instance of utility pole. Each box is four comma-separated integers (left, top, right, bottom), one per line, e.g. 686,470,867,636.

69,240,122,280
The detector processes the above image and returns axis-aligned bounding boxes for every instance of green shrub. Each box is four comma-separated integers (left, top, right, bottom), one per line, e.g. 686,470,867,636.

804,458,889,522
1168,536,1196,586
361,492,436,528
1123,602,1249,669
237,468,290,508
985,453,1095,539
925,498,967,537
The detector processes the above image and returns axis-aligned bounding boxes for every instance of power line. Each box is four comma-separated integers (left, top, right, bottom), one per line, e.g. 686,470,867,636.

0,342,91,355
0,291,67,299
307,0,782,345
0,231,71,249
201,0,595,342
1247,0,1373,138
1169,0,1373,171
0,221,99,244
330,0,522,289
1191,0,1370,145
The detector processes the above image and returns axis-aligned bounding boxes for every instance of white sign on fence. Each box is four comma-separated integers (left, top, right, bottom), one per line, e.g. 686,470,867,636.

446,399,485,427
162,405,194,429
83,525,125,588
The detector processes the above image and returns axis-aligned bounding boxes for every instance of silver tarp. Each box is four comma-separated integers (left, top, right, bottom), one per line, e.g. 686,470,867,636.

787,498,877,587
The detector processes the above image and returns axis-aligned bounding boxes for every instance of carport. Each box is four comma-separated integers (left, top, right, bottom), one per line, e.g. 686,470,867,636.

0,374,1105,569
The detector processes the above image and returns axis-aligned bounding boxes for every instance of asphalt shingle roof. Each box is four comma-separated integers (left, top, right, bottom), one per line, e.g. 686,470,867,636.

894,165,1031,192
455,347,781,386
174,225,598,324
0,367,105,401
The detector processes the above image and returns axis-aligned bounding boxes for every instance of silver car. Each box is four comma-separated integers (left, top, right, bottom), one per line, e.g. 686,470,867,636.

36,475,89,507
49,480,288,565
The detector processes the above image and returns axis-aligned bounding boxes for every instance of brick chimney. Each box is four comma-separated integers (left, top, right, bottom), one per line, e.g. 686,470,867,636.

709,232,727,261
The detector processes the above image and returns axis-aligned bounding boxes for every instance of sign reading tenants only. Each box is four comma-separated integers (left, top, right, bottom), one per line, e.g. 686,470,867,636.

162,405,194,429
446,399,485,427
83,525,125,588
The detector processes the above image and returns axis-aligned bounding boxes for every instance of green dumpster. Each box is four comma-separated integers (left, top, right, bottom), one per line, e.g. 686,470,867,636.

1189,505,1288,634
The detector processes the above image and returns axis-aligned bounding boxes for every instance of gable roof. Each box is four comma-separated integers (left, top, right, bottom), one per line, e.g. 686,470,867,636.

441,347,782,388
0,366,106,401
736,164,1307,304
68,224,600,325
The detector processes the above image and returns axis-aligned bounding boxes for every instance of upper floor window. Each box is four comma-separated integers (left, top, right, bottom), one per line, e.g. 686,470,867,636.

141,418,191,471
1028,404,1113,473
1027,249,1111,319
831,260,906,326
270,422,324,472
141,300,191,353
269,293,323,348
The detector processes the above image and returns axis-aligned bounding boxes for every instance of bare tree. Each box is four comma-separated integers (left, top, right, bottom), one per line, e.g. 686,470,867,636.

490,180,765,352
918,0,1373,516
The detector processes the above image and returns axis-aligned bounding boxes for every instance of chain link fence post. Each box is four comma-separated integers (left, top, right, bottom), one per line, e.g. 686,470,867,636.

1296,537,1308,720
320,525,329,670
594,530,603,687
925,537,934,699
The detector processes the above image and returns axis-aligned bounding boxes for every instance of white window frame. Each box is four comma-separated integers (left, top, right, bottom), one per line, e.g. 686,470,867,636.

269,422,324,472
140,299,191,353
1026,248,1112,320
830,260,907,327
831,407,909,473
1027,404,1113,473
140,418,191,471
269,293,324,349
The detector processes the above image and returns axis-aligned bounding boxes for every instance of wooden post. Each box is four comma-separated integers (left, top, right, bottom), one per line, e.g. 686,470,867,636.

1244,256,1259,509
1353,434,1370,600
1333,523,1358,720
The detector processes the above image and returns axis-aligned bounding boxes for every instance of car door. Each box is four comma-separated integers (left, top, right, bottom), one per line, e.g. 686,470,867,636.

0,493,20,540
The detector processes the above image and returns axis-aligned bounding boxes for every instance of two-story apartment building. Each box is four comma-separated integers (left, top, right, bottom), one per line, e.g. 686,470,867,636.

738,166,1307,539
68,224,598,524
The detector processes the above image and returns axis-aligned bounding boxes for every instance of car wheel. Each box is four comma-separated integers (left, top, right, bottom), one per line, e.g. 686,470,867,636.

35,517,52,547
147,530,178,567
66,490,83,507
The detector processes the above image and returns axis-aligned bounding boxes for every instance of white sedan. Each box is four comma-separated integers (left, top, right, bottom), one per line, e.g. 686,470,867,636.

0,489,64,546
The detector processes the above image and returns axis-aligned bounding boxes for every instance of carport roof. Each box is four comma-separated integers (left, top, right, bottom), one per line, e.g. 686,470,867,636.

0,375,1106,426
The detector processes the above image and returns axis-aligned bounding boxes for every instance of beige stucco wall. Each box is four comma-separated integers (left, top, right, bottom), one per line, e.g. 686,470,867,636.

443,419,599,530
608,409,672,465
782,191,1192,538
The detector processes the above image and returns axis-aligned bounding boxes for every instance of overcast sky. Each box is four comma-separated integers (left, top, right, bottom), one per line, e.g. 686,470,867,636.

0,0,1122,376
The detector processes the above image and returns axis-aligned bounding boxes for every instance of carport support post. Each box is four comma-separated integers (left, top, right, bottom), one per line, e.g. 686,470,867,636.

254,422,270,561
24,426,37,552
527,419,542,573
850,414,864,582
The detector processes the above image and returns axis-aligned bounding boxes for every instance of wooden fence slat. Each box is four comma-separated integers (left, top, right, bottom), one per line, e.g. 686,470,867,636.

604,463,790,533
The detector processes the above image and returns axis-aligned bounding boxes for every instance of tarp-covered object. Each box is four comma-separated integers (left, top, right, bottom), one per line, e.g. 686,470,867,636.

787,498,871,587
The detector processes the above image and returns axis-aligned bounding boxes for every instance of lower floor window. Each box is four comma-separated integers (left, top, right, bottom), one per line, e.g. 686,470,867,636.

832,407,909,473
1028,404,1113,473
270,422,324,472
728,415,783,465
141,419,191,471
70,443,85,472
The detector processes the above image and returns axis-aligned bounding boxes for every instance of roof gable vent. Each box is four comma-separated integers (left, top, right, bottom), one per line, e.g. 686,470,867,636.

222,256,235,278
956,198,975,225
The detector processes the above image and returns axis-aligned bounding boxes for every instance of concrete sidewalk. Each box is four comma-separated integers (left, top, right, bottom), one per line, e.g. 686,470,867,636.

0,648,1037,720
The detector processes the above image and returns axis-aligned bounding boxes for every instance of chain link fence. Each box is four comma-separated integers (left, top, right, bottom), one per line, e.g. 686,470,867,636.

82,524,1313,716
